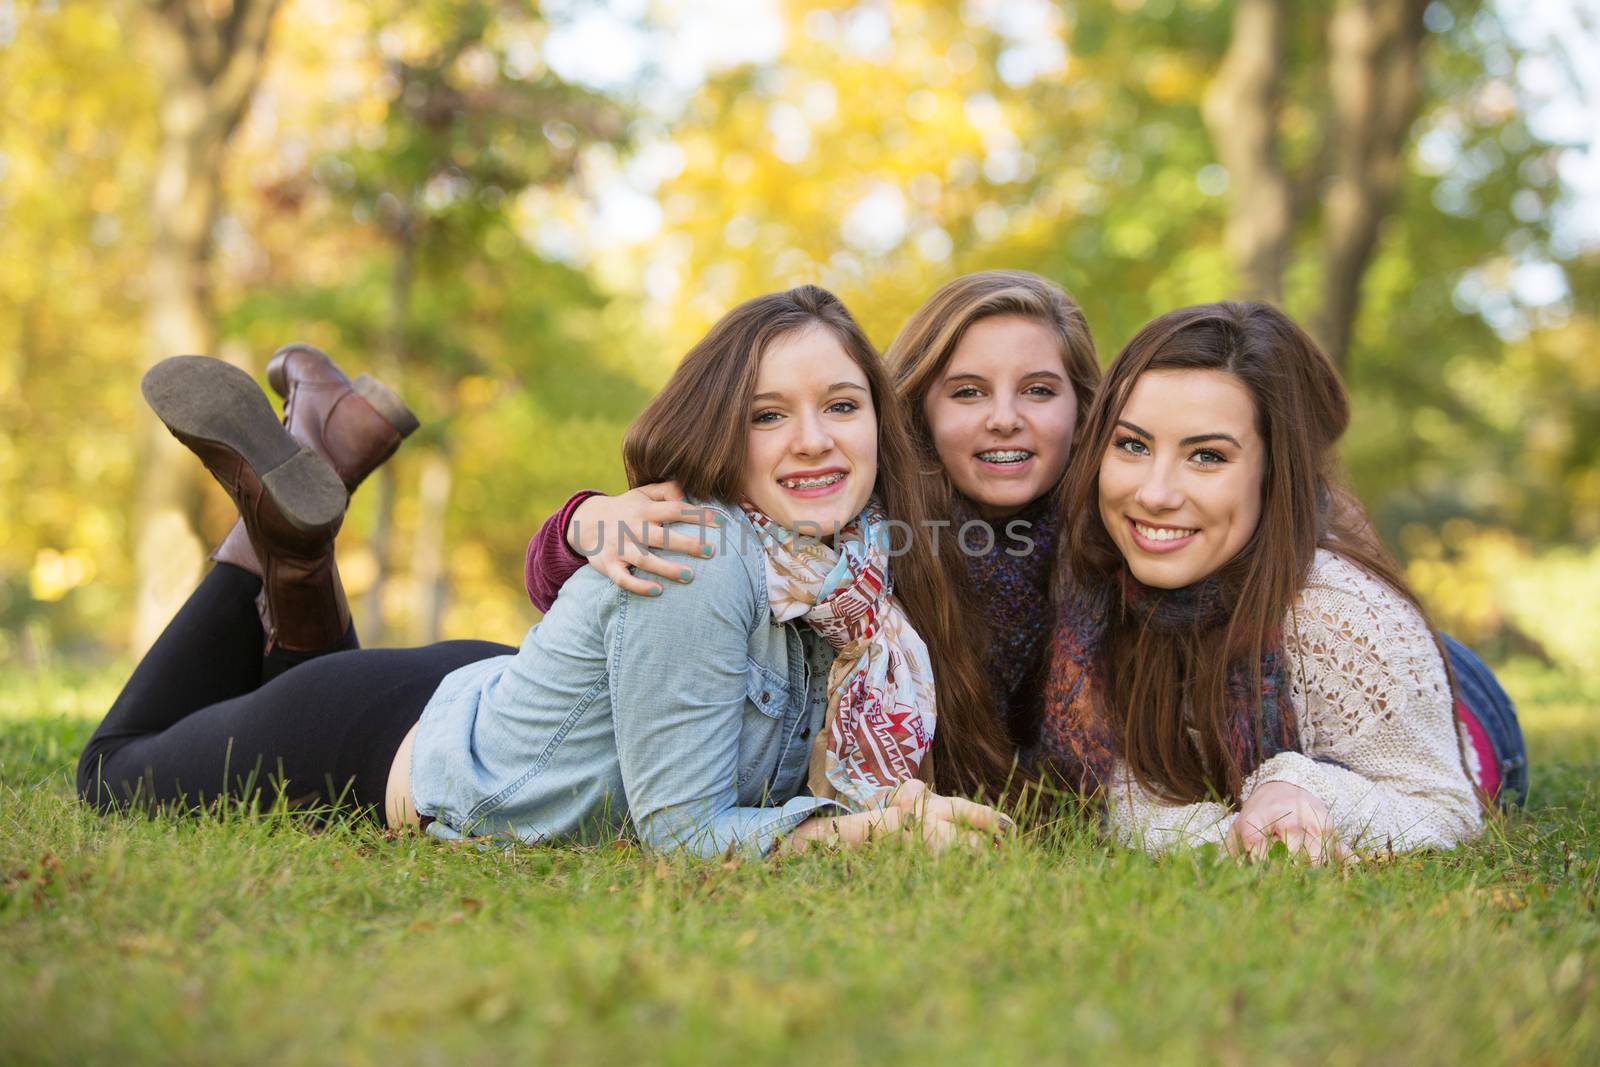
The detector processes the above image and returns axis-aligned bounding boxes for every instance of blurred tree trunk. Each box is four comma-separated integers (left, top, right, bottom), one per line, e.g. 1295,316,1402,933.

1204,0,1431,369
361,198,417,646
1314,0,1431,369
412,448,453,645
1203,0,1293,305
131,0,282,651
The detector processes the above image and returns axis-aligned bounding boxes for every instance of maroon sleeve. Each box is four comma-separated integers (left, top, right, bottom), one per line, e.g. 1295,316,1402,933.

525,490,604,612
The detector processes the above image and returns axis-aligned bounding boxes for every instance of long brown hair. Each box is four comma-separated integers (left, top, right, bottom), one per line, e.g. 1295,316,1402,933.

1061,301,1448,803
883,271,1101,793
624,285,1001,800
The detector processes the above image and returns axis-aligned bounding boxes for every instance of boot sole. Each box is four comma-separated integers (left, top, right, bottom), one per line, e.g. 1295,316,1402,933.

268,343,421,439
142,356,347,534
353,374,421,437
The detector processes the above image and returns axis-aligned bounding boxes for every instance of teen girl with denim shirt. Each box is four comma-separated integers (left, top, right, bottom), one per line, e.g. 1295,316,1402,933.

78,286,1009,855
526,271,1104,800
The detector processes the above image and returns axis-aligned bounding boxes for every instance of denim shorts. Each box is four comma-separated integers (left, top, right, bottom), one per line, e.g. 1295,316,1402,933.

1441,633,1528,808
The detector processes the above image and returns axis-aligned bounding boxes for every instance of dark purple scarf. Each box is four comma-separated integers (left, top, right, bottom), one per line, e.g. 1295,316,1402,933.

1033,568,1299,798
953,495,1059,741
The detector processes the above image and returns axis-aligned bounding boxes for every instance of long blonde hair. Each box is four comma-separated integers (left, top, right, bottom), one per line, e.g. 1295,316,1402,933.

882,270,1101,794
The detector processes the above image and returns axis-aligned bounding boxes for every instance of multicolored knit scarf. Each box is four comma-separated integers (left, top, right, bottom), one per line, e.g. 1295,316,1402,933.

1035,569,1299,797
740,498,937,811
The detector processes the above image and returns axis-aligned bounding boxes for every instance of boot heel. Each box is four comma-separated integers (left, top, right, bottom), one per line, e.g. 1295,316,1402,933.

142,355,346,534
262,450,348,532
353,374,421,437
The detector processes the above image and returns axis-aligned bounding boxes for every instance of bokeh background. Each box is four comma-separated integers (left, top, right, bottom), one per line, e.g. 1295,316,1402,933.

2,0,1596,678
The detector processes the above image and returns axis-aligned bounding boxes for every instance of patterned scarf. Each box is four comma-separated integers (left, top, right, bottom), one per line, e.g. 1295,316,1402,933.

1034,569,1298,798
740,497,937,811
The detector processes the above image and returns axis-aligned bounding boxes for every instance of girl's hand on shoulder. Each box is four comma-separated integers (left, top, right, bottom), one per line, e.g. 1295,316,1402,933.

1227,780,1350,866
565,481,722,597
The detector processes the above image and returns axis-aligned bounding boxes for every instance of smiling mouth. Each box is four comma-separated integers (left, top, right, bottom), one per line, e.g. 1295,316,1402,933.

976,449,1034,465
1132,520,1198,542
778,471,846,491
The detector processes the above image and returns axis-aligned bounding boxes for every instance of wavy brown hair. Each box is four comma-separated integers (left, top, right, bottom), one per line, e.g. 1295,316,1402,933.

883,271,1101,794
1060,301,1457,803
624,285,1000,800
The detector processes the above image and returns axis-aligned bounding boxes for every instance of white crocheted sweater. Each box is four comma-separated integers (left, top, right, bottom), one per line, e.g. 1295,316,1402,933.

1111,549,1483,853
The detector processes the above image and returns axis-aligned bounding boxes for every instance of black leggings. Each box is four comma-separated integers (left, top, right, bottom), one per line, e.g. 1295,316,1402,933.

77,564,513,818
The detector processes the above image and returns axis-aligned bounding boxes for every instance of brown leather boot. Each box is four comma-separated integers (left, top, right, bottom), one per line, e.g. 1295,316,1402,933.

266,342,420,492
211,343,420,640
144,356,352,653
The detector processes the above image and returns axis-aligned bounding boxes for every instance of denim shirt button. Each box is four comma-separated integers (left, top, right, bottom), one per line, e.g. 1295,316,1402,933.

760,692,771,704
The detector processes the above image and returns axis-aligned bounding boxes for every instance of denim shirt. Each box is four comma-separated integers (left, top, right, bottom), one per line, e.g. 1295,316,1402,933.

409,502,846,857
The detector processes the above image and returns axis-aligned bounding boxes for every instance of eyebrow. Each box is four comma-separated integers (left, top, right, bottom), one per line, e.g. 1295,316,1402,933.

943,370,1067,385
752,382,869,402
1116,419,1242,448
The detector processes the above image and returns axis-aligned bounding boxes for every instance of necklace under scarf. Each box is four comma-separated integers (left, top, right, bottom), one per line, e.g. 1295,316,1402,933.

1034,568,1299,799
740,498,937,811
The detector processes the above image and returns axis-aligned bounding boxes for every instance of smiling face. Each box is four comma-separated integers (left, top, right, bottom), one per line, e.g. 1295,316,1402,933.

740,325,878,533
922,315,1078,518
1098,368,1265,589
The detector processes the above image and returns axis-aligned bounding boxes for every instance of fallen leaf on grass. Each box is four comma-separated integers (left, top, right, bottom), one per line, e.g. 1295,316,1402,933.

1552,952,1585,993
117,932,178,957
474,992,515,1025
1472,886,1529,912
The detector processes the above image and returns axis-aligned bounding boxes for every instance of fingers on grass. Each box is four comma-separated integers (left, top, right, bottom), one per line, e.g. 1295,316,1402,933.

920,821,957,853
946,797,1010,832
887,779,928,812
873,807,905,837
1230,822,1268,862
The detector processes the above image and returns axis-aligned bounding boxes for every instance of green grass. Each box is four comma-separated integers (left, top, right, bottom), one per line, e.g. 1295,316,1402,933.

2,661,1598,1066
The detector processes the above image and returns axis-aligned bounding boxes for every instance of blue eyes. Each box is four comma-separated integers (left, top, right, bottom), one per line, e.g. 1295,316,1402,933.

752,399,860,425
1112,436,1227,466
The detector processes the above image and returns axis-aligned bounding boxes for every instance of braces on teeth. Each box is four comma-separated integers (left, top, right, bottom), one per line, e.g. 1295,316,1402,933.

781,473,845,489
